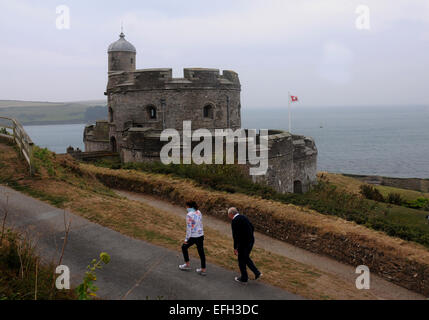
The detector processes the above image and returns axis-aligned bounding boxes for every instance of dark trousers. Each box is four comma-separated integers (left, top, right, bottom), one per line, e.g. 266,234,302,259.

237,240,260,282
182,236,206,269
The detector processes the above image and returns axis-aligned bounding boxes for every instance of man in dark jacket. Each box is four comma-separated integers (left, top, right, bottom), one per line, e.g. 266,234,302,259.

228,207,262,283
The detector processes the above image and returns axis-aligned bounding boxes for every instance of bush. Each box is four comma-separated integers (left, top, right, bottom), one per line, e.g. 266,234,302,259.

387,192,403,205
406,198,429,211
360,184,385,202
33,147,56,176
0,128,9,135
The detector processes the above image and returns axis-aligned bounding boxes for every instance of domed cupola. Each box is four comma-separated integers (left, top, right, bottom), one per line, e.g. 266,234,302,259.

108,32,136,53
108,32,136,72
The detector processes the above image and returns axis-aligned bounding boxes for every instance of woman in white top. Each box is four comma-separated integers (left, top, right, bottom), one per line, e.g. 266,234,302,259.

179,201,206,276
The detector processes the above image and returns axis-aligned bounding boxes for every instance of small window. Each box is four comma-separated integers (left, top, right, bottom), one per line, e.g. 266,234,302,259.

147,106,157,120
203,104,214,119
108,107,114,122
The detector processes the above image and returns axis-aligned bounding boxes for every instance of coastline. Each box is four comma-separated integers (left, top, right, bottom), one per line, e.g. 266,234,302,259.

23,119,90,126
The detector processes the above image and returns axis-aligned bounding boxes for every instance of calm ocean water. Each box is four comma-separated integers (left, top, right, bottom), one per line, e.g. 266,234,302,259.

25,124,86,154
24,105,429,179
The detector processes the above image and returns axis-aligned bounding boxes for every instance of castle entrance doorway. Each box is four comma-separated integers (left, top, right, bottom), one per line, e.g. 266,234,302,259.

294,180,303,194
110,136,117,153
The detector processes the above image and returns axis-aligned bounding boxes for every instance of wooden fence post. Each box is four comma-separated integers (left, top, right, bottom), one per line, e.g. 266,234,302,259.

0,116,35,176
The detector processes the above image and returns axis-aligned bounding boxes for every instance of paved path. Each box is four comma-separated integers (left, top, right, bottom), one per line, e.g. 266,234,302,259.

116,190,426,300
0,185,301,300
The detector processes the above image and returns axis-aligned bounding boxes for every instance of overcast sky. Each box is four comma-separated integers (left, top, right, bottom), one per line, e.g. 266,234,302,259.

0,0,428,108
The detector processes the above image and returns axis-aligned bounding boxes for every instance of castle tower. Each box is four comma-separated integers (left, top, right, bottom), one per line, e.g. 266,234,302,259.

108,32,136,72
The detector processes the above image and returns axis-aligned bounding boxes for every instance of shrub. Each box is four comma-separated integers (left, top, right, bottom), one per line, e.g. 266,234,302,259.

387,192,403,205
360,184,385,202
406,198,429,211
0,128,9,135
33,147,56,176
76,252,111,300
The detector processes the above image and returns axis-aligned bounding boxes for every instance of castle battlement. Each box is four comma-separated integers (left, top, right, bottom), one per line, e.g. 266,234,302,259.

107,68,240,92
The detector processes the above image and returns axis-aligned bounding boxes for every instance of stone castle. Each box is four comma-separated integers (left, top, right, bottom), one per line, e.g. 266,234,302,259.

84,32,318,193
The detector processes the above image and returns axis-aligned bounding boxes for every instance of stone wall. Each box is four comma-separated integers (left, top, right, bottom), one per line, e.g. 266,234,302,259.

84,140,110,152
251,131,294,193
108,51,136,73
292,135,318,193
83,121,110,152
116,128,317,194
108,88,241,134
106,68,241,154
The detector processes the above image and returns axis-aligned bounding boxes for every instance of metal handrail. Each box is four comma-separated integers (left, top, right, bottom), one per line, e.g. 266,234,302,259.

0,116,34,175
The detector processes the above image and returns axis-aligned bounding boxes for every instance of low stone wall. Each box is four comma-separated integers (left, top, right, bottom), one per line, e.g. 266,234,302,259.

85,167,429,296
84,140,110,152
346,174,429,193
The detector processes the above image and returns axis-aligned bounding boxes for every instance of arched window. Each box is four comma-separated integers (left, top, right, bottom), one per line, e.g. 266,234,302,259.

147,105,157,120
203,104,214,119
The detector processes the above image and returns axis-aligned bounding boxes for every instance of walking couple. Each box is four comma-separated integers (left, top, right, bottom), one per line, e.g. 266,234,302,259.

179,201,262,284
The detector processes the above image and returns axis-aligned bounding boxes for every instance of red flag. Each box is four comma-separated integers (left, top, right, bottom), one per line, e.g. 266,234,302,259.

290,96,298,102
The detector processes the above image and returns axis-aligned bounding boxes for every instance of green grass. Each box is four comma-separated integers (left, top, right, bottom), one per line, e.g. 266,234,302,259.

376,185,429,201
0,179,69,208
0,229,75,300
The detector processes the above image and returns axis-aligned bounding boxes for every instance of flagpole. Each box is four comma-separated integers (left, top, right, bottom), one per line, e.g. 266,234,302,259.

288,92,291,133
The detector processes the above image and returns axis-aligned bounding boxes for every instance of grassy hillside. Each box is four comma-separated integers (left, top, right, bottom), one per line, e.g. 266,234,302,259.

0,100,107,125
0,100,105,108
324,173,429,200
2,143,385,299
91,159,429,248
0,100,65,108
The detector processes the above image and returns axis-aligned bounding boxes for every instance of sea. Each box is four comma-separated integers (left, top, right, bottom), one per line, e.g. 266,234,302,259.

24,105,429,179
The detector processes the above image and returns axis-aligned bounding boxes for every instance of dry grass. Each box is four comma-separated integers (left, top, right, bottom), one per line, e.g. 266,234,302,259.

84,164,429,265
318,172,364,194
0,143,380,300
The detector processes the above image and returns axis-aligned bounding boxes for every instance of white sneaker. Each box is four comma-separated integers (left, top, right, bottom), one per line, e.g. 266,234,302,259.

234,277,248,284
196,268,207,276
179,264,191,271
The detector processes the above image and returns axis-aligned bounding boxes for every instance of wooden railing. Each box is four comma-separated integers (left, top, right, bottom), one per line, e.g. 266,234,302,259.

0,116,34,175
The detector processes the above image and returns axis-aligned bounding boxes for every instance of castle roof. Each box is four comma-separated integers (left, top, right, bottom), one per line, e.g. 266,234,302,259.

108,32,136,53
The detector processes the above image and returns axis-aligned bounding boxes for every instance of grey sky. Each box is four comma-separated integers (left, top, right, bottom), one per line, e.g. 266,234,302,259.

0,0,428,108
